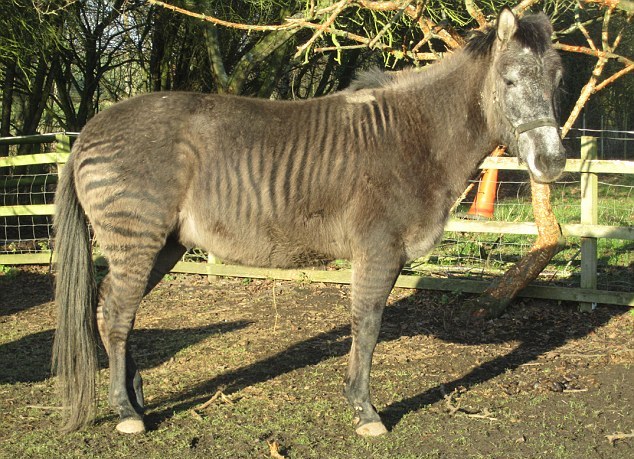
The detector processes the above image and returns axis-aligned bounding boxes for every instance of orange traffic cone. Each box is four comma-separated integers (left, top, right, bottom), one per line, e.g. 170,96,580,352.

466,168,498,219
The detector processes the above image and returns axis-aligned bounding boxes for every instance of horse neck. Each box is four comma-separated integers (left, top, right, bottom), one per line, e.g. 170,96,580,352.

391,53,498,182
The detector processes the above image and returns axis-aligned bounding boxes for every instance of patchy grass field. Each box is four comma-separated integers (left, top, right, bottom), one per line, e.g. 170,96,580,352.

1,267,632,458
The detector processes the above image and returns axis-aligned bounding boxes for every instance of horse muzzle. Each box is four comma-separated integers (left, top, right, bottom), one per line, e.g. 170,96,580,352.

518,124,566,184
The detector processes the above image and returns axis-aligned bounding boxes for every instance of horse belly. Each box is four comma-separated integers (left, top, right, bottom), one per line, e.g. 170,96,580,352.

178,210,340,269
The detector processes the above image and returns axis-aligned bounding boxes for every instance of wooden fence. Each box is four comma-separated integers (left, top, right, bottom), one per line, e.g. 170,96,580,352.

1,133,632,307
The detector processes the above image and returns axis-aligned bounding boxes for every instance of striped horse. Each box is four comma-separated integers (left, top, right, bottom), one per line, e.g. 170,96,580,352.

53,8,565,436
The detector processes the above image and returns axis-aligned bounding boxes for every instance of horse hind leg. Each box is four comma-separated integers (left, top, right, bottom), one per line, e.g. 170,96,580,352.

96,236,186,434
97,272,144,433
144,236,187,295
95,236,172,434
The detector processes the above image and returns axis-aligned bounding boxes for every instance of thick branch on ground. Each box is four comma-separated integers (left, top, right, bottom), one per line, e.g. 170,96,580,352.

472,182,564,318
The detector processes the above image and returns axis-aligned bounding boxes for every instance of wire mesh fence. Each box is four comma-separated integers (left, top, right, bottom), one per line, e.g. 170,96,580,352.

0,171,57,255
1,132,633,301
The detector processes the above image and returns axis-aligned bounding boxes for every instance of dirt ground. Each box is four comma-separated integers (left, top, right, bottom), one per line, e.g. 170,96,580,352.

0,266,632,458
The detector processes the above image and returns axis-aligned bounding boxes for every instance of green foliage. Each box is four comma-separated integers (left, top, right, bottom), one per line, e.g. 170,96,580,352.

0,264,19,278
0,0,61,67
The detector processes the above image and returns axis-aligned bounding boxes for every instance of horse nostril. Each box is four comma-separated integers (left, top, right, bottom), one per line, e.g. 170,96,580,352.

552,148,567,170
534,151,565,178
535,154,548,173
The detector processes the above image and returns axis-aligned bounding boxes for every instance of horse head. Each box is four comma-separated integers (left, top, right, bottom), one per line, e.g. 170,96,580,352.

477,8,566,183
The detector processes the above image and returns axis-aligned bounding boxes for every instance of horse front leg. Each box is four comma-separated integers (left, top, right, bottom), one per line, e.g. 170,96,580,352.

345,255,403,436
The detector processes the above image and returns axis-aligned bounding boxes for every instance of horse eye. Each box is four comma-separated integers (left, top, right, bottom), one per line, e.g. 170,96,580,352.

503,77,516,87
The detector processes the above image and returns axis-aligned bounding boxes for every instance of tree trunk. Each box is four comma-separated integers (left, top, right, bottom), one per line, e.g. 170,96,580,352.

149,8,175,91
256,39,294,98
19,55,58,136
226,28,299,95
76,37,99,128
53,57,78,131
470,180,564,318
204,24,229,93
1,58,16,159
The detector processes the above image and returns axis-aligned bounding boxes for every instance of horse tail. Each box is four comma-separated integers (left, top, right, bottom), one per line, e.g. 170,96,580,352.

51,153,98,432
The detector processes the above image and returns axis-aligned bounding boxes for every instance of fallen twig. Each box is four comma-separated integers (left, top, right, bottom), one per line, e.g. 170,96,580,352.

220,392,235,405
464,408,498,421
267,440,287,459
195,388,235,412
440,385,461,415
439,385,498,420
26,405,64,410
606,430,634,445
559,353,607,358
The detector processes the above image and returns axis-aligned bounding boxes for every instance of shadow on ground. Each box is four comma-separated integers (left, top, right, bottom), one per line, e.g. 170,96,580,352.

0,270,54,316
2,276,627,433
0,321,251,384
145,289,627,431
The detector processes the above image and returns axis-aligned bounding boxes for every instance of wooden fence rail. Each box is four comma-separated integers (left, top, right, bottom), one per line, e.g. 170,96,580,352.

1,134,633,307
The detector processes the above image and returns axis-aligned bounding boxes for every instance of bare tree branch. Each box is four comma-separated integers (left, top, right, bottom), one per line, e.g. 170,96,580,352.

294,0,349,58
465,0,486,28
584,0,634,13
146,0,296,31
593,62,634,92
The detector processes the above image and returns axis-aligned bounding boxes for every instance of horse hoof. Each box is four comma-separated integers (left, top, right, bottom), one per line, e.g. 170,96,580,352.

355,421,388,437
116,418,146,434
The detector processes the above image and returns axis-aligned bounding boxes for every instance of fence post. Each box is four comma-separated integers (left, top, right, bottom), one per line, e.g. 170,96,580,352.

579,136,598,311
54,133,71,178
207,253,223,282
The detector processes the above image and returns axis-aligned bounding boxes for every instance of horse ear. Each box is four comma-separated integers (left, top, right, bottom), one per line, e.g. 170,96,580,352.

496,7,517,44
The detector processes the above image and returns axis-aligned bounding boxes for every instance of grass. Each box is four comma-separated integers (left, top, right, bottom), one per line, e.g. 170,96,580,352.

0,264,19,278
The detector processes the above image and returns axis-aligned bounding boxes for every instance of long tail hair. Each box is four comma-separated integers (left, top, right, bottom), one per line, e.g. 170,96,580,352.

51,153,98,431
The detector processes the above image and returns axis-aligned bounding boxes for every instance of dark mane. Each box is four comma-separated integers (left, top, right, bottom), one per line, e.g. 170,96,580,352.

466,12,553,57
